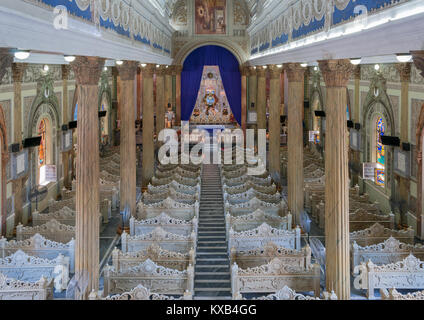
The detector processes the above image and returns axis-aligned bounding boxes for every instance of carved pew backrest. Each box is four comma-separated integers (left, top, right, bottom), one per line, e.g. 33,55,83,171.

0,273,54,300
351,237,424,273
16,219,76,244
112,244,195,272
0,234,75,273
103,259,194,297
129,213,198,237
0,250,69,293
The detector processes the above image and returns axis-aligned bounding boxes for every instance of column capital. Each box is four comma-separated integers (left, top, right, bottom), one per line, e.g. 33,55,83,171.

411,50,424,77
12,63,27,83
268,65,283,79
171,65,183,76
117,61,139,81
62,65,71,80
239,65,249,76
395,62,411,83
140,63,157,77
156,65,167,76
353,65,361,80
283,63,306,82
71,56,105,85
256,66,267,77
318,59,354,88
0,49,13,85
248,66,257,76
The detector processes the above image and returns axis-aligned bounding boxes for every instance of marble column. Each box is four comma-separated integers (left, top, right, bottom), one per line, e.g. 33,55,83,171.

0,49,12,237
173,65,183,126
142,64,156,189
256,66,267,131
396,63,411,225
111,67,118,145
268,65,282,186
352,66,361,185
136,67,142,121
165,66,172,107
284,63,305,224
117,61,138,222
62,65,71,189
240,66,248,137
318,59,353,300
71,56,104,299
12,63,27,229
412,51,424,239
156,65,166,138
248,66,257,110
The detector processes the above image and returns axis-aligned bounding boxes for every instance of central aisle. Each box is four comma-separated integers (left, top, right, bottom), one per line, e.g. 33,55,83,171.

194,164,232,300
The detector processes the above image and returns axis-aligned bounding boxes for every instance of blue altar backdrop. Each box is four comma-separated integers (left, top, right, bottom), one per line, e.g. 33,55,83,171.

181,45,242,125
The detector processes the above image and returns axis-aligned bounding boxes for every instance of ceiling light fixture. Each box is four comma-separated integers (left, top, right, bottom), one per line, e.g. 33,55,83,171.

14,50,30,60
350,58,362,65
374,64,380,71
300,63,308,68
43,65,49,72
141,63,147,67
64,55,76,63
116,60,123,66
396,53,412,63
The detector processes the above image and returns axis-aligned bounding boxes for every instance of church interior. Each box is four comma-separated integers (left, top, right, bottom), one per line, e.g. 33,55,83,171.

1,0,424,302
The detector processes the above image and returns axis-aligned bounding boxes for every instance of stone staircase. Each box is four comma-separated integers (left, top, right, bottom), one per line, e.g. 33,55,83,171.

194,164,232,300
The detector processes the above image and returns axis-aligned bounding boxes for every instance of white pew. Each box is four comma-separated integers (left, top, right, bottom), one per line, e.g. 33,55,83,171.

129,213,198,237
229,223,301,253
0,233,75,273
112,244,195,272
103,259,194,297
121,228,196,254
354,254,424,299
0,273,54,300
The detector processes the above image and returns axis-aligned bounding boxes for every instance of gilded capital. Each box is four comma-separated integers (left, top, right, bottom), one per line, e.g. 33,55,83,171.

256,66,267,77
0,49,13,85
268,65,283,79
318,59,354,88
117,61,139,81
353,65,361,80
171,65,183,76
239,66,249,77
12,63,27,83
395,63,411,83
156,65,167,77
140,63,157,77
248,66,257,77
71,56,105,85
411,50,424,77
62,65,71,80
283,63,306,82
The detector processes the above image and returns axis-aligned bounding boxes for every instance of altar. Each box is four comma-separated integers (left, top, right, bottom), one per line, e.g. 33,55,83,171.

189,66,237,125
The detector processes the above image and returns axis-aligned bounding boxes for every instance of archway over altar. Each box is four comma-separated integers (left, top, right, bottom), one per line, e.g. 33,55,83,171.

181,45,241,125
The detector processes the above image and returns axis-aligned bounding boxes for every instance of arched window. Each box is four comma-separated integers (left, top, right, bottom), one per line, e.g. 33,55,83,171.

74,103,78,121
38,119,47,168
375,116,385,187
37,117,52,186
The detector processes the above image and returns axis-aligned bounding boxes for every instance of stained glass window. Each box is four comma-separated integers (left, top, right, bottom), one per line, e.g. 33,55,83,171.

74,103,78,121
38,119,47,167
375,117,385,186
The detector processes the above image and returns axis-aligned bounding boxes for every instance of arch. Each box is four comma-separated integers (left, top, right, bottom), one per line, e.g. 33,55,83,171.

173,39,248,66
361,74,395,201
180,45,242,124
0,104,8,236
27,76,60,189
415,102,424,239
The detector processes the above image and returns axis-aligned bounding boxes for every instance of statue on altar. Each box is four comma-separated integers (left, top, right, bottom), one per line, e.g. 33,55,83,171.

190,66,236,124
